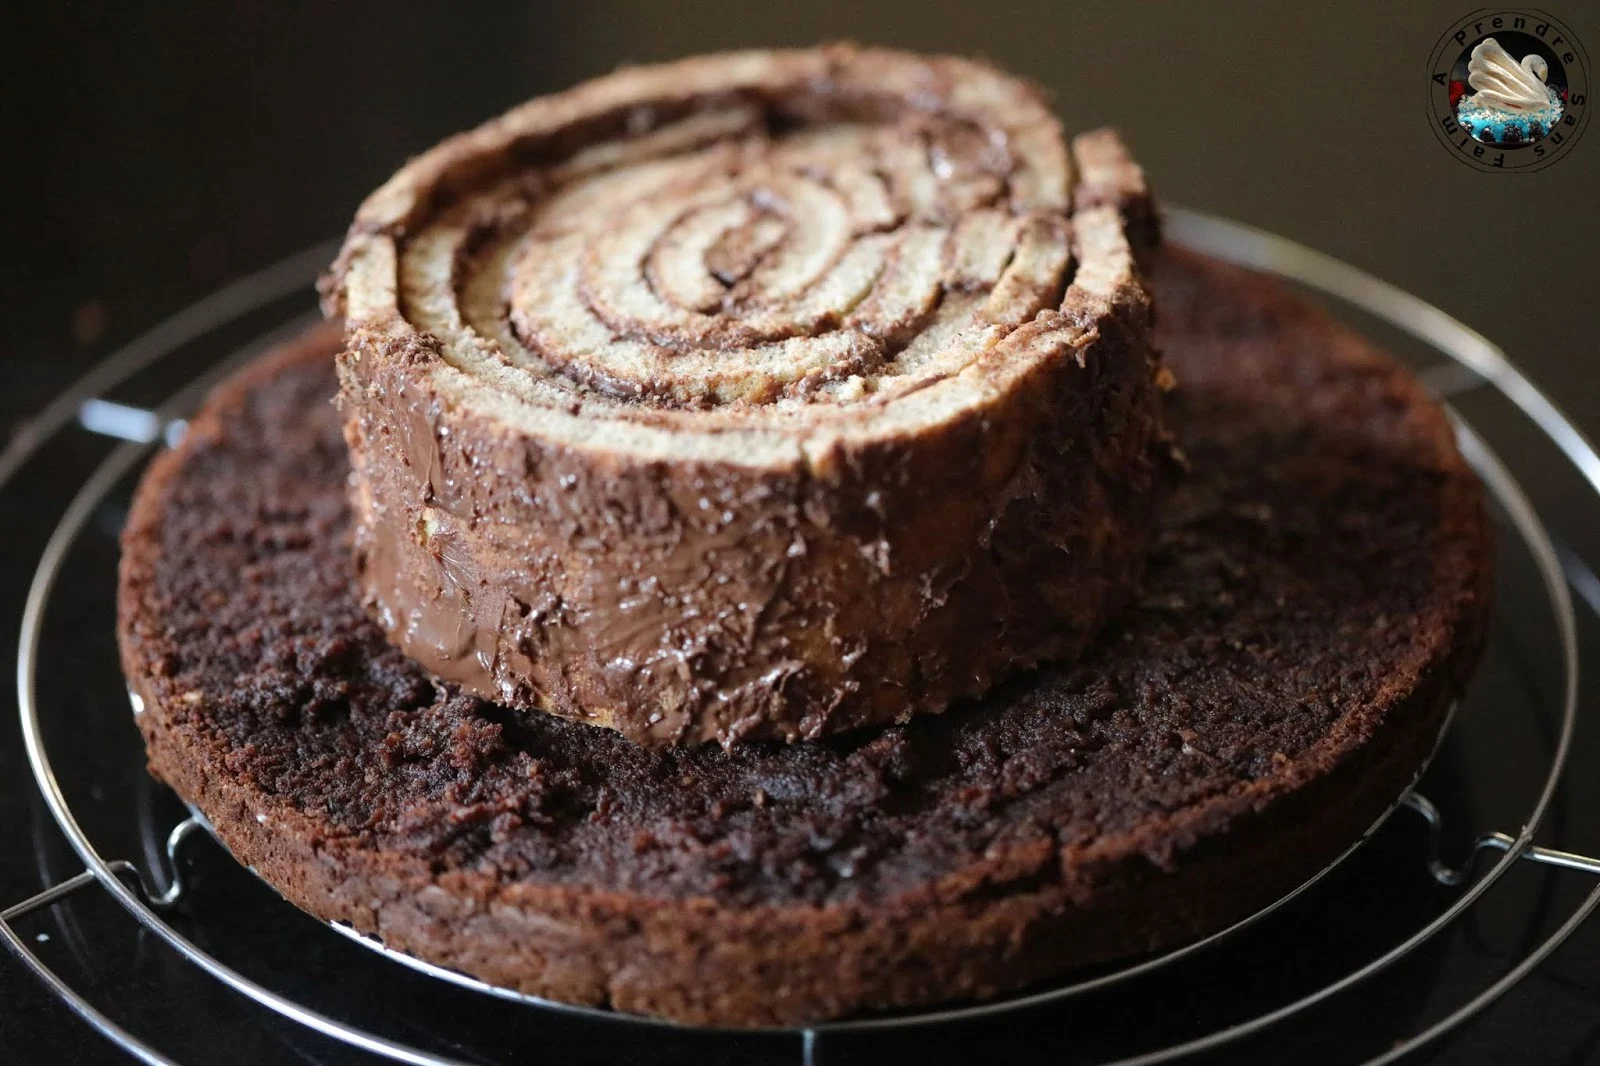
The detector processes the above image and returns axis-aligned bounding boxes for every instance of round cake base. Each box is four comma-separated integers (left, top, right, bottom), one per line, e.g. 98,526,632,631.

117,249,1492,1027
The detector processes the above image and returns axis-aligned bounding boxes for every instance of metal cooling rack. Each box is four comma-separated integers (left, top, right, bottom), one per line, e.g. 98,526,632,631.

4,209,1600,1065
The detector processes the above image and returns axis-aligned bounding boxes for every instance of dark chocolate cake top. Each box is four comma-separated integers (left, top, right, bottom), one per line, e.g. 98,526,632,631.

121,250,1489,910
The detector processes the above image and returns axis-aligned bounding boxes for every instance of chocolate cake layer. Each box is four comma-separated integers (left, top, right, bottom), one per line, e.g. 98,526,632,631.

120,249,1492,1026
324,45,1169,747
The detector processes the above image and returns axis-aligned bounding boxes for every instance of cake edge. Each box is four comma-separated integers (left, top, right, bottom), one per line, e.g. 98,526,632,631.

115,257,1494,1025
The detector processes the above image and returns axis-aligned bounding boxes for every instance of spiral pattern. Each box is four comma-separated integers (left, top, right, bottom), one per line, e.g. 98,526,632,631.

329,47,1165,748
492,109,1073,408
340,47,1146,437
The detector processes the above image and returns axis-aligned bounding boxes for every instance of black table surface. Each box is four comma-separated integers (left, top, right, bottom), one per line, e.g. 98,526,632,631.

4,2,1598,1063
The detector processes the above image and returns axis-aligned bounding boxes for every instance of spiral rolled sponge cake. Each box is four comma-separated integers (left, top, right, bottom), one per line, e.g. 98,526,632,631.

324,46,1170,747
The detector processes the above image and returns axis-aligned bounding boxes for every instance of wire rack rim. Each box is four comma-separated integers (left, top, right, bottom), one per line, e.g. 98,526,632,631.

311,711,1448,1031
1095,413,1583,1066
0,242,339,493
4,209,1597,1066
12,328,469,1066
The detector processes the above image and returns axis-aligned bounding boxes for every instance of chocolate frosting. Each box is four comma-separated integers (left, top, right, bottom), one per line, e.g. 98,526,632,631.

325,46,1171,747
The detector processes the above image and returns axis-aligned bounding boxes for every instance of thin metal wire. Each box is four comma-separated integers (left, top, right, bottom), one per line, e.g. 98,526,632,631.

1365,884,1600,1066
0,909,181,1066
0,242,337,491
1516,843,1600,876
2,870,101,922
1404,792,1600,882
127,818,204,911
1559,541,1600,621
316,699,1462,1032
10,341,480,1065
76,399,165,445
1086,414,1583,1066
24,386,1528,1056
0,261,332,1066
37,353,1464,1050
1418,361,1493,400
4,213,1599,1065
1403,794,1510,888
1164,209,1600,503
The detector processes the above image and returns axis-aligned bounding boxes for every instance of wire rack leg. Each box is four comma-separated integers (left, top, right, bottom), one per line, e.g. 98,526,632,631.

2,817,201,921
1404,793,1511,886
0,819,203,1065
0,870,100,922
1515,845,1600,876
120,816,204,910
0,870,181,1066
1404,793,1600,885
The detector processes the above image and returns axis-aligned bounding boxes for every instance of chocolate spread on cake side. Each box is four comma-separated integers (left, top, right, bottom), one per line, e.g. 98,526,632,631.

325,47,1171,747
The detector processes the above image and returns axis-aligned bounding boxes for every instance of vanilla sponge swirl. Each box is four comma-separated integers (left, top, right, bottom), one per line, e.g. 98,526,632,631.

327,46,1170,747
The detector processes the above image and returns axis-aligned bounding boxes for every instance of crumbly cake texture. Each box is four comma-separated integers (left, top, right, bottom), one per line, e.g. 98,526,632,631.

120,250,1492,1027
323,45,1170,748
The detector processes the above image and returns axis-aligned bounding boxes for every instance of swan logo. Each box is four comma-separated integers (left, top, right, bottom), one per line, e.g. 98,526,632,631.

1428,10,1588,171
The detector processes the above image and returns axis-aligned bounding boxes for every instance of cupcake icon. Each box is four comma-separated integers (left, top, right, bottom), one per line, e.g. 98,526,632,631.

1455,37,1565,144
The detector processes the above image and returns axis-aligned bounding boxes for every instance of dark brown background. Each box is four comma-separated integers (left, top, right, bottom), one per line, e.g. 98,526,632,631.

9,1,1596,432
5,1,1599,1062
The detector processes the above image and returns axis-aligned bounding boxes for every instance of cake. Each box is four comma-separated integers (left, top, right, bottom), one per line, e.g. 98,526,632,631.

322,46,1172,748
118,247,1492,1027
